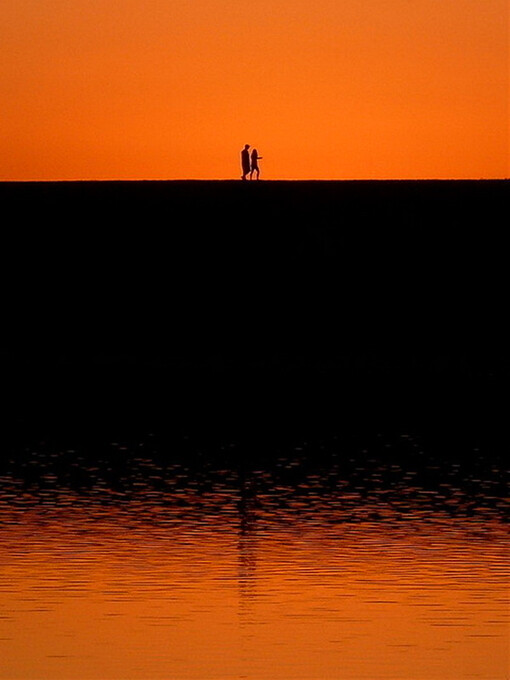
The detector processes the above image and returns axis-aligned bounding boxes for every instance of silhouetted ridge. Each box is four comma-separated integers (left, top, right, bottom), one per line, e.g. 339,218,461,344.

0,180,507,439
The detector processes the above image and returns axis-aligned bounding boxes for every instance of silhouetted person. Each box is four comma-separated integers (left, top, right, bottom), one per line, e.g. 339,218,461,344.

241,144,251,180
250,149,263,180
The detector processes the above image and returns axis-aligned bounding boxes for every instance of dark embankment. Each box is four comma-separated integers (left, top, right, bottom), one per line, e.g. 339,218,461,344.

0,179,507,452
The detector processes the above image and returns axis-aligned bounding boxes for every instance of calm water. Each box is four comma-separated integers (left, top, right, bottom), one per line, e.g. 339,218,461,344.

0,431,508,679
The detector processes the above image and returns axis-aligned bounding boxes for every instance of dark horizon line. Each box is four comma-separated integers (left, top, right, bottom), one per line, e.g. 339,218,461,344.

1,177,508,184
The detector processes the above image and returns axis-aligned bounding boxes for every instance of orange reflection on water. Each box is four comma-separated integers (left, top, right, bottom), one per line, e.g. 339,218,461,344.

0,498,507,680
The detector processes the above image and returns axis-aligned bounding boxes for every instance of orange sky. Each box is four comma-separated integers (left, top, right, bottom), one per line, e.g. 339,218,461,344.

1,0,508,180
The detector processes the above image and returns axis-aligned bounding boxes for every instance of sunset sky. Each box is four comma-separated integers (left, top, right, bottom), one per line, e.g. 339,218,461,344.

1,0,508,180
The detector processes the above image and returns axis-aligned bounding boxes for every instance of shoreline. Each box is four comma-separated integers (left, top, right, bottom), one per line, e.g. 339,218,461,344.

1,178,506,446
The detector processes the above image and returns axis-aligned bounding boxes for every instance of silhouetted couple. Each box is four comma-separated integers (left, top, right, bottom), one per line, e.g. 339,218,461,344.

241,144,263,181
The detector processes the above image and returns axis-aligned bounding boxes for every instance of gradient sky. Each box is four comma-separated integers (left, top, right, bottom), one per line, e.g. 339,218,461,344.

1,0,508,180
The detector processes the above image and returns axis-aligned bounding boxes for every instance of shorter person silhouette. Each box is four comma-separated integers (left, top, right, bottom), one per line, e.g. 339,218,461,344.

241,144,251,180
250,149,263,180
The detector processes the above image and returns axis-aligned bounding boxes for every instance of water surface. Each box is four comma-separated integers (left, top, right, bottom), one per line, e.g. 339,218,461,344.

0,432,507,679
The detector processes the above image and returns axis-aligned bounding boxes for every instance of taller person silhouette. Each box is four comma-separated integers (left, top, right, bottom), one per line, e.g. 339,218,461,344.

250,149,263,180
241,144,251,181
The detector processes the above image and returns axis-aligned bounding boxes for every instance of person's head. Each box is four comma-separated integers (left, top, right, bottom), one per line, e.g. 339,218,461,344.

244,144,250,149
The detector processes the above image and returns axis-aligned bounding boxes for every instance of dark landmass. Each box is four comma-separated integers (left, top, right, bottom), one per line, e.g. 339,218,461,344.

0,180,507,452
